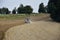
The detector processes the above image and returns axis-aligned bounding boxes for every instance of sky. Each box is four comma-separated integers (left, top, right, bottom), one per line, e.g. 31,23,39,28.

0,0,49,13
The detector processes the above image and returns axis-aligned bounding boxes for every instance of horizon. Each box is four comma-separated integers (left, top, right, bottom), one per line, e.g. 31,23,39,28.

0,0,49,13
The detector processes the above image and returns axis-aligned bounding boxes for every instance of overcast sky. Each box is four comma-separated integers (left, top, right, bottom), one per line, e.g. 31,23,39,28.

0,0,49,13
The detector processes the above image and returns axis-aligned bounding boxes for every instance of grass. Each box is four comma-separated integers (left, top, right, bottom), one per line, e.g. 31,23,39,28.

0,13,49,20
0,14,26,20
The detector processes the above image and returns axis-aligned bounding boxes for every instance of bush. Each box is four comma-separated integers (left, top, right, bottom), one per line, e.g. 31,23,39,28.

48,0,60,22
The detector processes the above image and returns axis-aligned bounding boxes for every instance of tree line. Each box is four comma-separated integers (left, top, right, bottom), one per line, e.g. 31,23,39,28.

0,4,34,14
0,3,47,14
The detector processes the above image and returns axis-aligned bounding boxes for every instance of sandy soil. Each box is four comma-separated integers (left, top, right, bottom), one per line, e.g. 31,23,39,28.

0,20,25,40
3,21,60,40
0,14,51,40
0,20,25,32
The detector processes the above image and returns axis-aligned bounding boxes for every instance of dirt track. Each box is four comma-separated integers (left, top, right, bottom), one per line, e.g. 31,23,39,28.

0,14,50,40
3,21,60,40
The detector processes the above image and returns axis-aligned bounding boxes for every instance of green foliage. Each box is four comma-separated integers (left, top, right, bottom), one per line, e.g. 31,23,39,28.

17,4,24,13
0,7,10,14
48,0,60,22
38,3,46,13
0,14,26,20
24,5,33,14
0,8,2,13
47,2,56,14
12,7,16,14
17,4,33,14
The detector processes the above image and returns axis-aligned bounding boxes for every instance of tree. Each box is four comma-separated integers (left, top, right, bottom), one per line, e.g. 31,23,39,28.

17,4,33,14
47,2,56,14
1,7,10,14
48,0,60,22
17,4,24,14
24,5,33,14
0,8,2,13
38,3,45,13
12,7,16,14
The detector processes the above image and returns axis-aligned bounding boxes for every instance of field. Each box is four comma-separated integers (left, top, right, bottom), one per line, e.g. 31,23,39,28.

0,14,26,32
0,13,50,31
3,20,60,40
0,13,50,40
